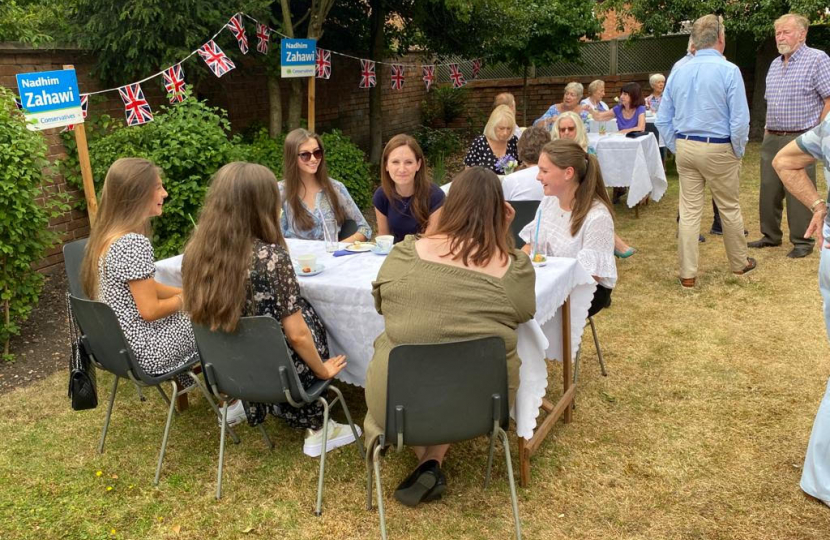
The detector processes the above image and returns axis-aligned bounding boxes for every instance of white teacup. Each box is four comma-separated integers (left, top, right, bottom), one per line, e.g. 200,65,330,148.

297,254,317,272
376,235,394,253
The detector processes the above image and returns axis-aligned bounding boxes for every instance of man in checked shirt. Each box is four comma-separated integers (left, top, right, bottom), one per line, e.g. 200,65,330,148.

749,13,830,259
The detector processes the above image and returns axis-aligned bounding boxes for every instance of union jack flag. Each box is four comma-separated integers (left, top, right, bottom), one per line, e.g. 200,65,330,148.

316,48,331,79
360,59,376,89
449,63,465,89
62,94,89,132
256,23,270,54
162,64,186,103
198,40,236,78
390,64,405,90
472,59,482,79
227,14,248,54
118,83,153,126
422,65,435,91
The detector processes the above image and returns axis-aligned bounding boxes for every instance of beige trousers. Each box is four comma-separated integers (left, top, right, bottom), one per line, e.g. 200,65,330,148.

676,139,748,278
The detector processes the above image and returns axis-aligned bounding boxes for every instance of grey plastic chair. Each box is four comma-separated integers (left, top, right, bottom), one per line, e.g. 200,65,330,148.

338,218,359,241
365,337,522,540
507,200,541,249
573,286,612,386
192,316,365,513
68,295,236,485
63,238,89,300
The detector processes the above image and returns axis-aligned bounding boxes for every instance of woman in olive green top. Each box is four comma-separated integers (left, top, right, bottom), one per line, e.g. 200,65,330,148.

365,167,536,507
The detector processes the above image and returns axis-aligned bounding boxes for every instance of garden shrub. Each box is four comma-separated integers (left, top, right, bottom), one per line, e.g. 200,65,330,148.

420,86,469,127
237,128,285,178
61,94,240,258
319,130,374,209
413,125,462,166
0,87,66,360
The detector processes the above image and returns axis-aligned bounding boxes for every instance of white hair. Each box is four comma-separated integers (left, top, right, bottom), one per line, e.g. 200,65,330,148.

649,73,666,87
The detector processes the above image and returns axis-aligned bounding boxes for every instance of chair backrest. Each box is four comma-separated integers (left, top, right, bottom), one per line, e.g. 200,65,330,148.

192,316,304,404
63,238,89,300
68,295,137,379
508,200,540,249
384,337,509,447
339,219,358,241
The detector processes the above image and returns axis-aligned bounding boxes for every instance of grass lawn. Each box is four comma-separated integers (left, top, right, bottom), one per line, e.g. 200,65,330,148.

2,142,830,539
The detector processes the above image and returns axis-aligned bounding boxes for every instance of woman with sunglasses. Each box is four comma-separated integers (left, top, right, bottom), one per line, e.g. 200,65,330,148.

280,129,371,243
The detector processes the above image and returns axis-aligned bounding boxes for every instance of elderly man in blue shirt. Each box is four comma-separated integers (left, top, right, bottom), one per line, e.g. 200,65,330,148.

657,14,755,289
773,116,830,509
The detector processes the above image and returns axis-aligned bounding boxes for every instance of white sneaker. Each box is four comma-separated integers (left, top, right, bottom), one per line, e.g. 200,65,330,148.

218,400,246,427
303,420,361,457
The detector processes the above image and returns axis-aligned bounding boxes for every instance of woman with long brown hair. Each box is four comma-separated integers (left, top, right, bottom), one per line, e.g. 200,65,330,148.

373,134,445,243
280,128,371,243
183,162,360,457
79,158,197,385
364,167,536,507
520,140,617,308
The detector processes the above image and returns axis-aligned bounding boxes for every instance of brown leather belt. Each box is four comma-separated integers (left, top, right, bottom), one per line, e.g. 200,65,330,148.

766,129,806,136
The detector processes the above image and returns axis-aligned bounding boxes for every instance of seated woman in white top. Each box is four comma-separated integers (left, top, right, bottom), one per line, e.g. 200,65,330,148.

501,126,550,201
519,139,617,313
580,80,609,112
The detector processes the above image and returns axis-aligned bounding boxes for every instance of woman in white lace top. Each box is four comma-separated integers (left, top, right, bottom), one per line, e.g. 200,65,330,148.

519,140,617,291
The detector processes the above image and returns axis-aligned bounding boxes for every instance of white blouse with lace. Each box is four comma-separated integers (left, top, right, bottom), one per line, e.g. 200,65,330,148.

519,196,617,289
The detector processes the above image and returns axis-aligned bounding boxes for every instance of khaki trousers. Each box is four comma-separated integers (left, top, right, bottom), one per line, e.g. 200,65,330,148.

759,132,817,248
676,139,748,278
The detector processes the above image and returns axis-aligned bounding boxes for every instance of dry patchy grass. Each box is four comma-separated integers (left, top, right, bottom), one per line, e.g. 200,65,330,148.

1,142,829,539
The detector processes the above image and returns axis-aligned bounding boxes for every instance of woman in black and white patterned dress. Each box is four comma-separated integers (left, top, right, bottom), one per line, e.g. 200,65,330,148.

80,158,197,385
463,104,520,173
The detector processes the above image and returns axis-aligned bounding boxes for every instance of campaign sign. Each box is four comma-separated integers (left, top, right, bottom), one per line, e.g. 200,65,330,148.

280,38,316,78
16,69,84,131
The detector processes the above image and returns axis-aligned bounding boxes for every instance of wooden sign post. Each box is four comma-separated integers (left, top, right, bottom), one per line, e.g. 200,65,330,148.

308,76,316,132
63,64,97,224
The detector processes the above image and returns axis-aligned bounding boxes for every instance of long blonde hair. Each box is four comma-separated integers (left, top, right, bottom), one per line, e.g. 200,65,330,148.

551,112,588,152
183,162,285,332
282,128,345,231
540,140,613,236
80,158,160,299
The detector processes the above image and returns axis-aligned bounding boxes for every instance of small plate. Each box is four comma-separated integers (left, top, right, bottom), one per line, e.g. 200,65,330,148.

531,256,548,268
345,243,374,252
295,264,325,277
371,245,391,256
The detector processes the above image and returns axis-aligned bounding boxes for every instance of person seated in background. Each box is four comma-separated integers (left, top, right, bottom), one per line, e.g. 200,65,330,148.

520,140,617,314
364,167,535,508
501,126,551,201
374,134,445,244
645,74,666,113
183,162,360,457
80,158,198,391
581,80,609,112
551,113,636,258
493,92,523,138
590,82,647,134
534,81,590,129
464,104,520,173
279,128,371,243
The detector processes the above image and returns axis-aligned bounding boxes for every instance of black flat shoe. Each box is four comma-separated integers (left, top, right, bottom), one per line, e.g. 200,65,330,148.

394,460,446,507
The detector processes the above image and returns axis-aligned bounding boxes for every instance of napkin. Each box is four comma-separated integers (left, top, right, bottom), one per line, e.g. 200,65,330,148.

332,249,365,257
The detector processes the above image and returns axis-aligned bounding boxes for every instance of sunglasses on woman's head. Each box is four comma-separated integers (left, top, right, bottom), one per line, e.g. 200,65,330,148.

298,148,324,162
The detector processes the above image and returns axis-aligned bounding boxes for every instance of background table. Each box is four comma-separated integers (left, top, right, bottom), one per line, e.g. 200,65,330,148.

587,132,667,208
156,239,596,484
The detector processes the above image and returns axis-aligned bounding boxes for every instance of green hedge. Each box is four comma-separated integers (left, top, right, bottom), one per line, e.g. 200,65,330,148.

0,87,66,360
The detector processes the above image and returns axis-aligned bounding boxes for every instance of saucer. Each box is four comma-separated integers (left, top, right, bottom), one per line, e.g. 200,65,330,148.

371,245,391,256
295,263,325,277
345,243,373,252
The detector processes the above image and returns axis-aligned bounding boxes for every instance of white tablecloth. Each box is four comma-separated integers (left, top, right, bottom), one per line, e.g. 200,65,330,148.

155,239,596,439
587,132,667,208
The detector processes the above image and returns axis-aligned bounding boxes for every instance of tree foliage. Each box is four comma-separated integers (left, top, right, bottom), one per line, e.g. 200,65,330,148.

0,0,73,45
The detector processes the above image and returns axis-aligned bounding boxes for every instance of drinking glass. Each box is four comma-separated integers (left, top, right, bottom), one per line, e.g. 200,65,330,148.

323,217,338,252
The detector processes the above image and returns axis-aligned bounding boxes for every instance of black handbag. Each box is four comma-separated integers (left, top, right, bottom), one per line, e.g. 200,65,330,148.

67,294,98,410
69,339,98,410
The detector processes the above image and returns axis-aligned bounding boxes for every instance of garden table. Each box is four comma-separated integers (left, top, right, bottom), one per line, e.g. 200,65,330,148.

587,132,667,209
155,238,596,486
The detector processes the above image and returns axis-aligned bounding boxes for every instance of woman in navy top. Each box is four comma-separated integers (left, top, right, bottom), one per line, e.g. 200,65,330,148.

374,134,445,243
590,82,647,134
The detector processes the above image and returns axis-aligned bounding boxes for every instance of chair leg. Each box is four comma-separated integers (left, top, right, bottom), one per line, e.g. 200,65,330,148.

589,316,607,376
329,385,366,460
154,379,178,486
373,444,388,540
187,372,240,445
315,396,330,517
485,430,497,489
155,385,174,411
258,424,274,450
216,401,228,500
98,376,119,454
498,427,523,540
573,348,582,385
